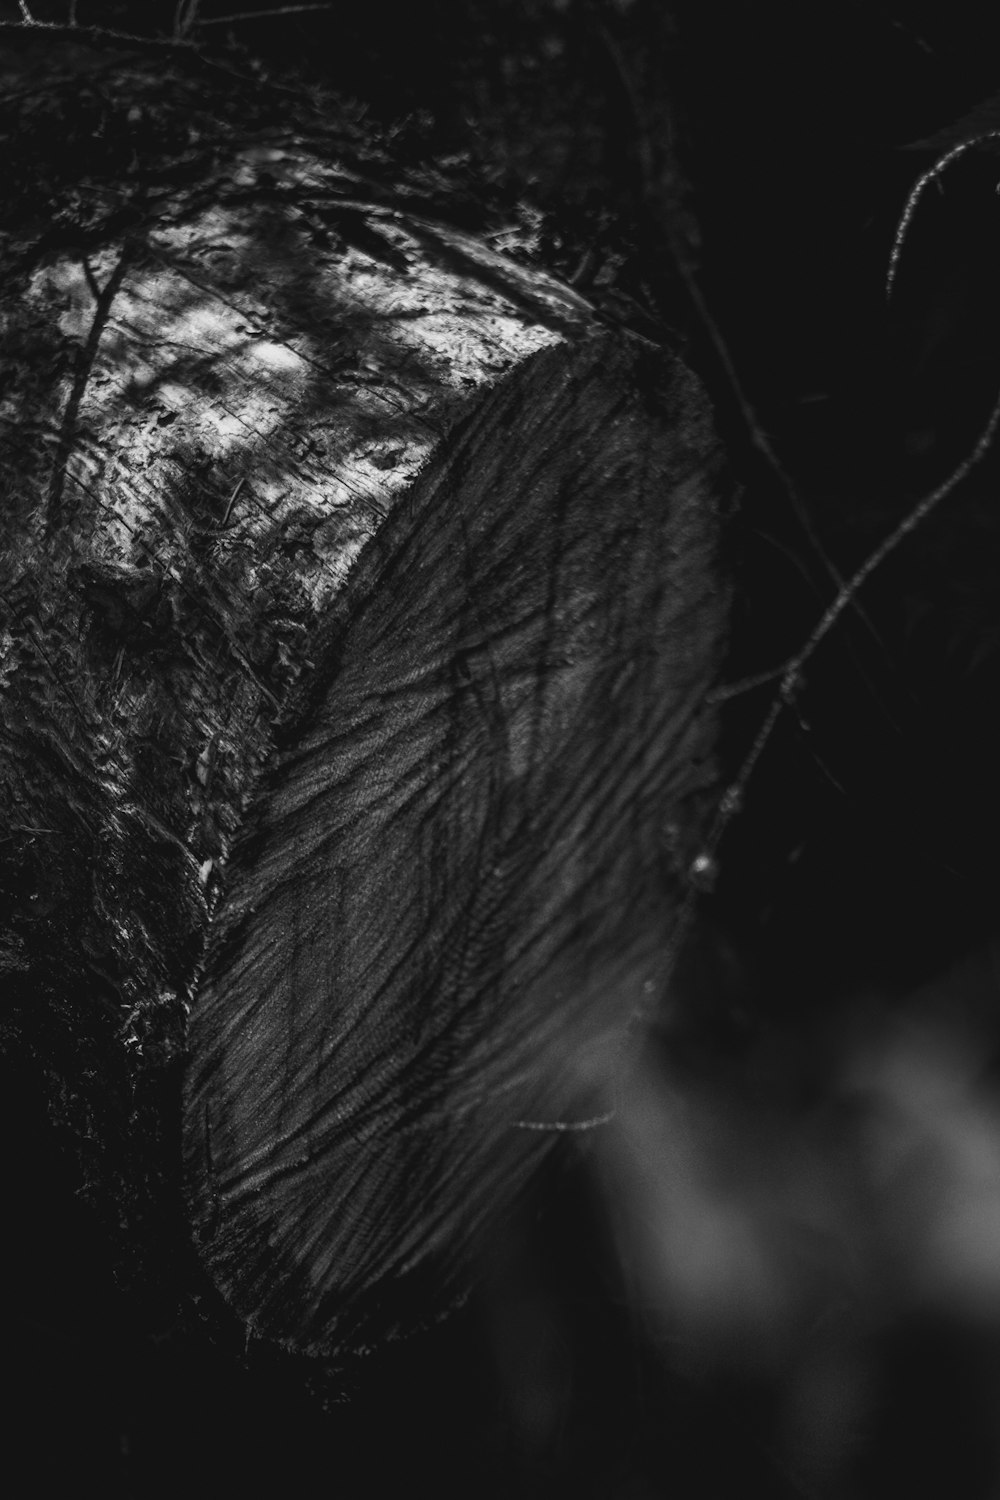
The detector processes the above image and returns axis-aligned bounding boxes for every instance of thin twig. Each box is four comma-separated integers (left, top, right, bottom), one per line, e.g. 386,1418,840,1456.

174,0,200,38
703,382,1000,866
887,131,1000,297
648,376,1000,1014
512,1109,617,1132
707,664,785,704
45,244,133,535
589,10,886,678
595,24,1000,909
193,3,336,25
220,476,246,528
0,19,196,48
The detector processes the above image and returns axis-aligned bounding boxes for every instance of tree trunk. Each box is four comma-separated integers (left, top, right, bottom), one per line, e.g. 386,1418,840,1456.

0,34,728,1358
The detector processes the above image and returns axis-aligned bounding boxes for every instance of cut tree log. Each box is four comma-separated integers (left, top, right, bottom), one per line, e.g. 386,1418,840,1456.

0,37,729,1356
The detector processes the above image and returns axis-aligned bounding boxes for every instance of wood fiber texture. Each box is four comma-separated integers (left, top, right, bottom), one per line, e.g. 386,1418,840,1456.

0,49,585,1101
0,39,727,1353
184,333,728,1353
0,39,595,1313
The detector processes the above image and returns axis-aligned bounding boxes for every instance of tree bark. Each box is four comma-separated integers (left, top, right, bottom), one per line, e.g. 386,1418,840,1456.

0,35,728,1357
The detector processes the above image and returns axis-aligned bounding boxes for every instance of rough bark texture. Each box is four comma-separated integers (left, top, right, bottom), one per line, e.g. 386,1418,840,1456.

0,35,728,1356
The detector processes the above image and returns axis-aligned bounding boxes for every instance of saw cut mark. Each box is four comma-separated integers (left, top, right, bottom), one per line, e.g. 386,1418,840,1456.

183,332,728,1354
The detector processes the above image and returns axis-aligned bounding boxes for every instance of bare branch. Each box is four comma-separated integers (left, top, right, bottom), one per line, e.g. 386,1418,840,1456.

888,131,1000,298
0,19,196,48
174,0,200,38
703,383,1000,870
193,3,336,26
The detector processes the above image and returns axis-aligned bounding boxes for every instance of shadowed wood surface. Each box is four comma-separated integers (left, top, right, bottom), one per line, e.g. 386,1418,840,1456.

0,35,727,1359
0,54,589,1037
7,11,1000,1495
185,334,728,1352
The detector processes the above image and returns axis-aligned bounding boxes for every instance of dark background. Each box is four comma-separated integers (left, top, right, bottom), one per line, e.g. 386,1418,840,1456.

5,2,1000,1494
